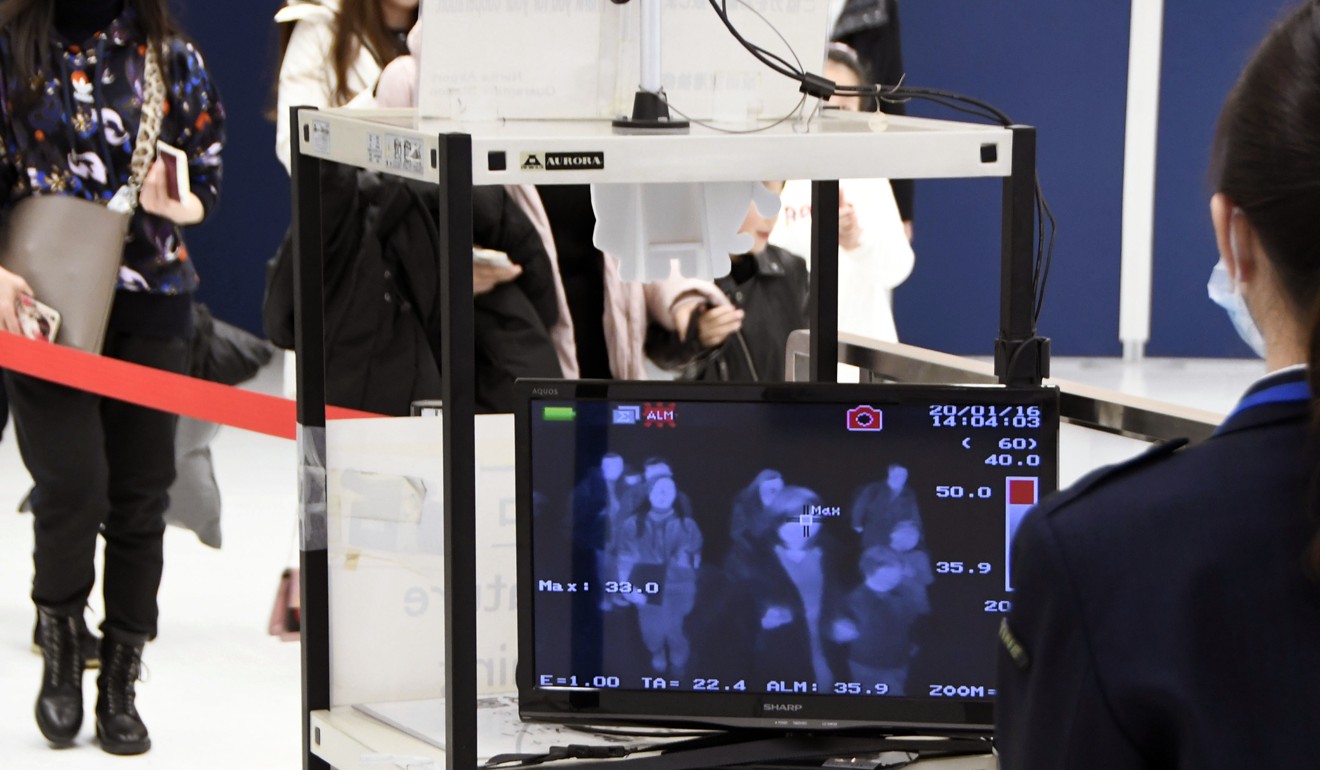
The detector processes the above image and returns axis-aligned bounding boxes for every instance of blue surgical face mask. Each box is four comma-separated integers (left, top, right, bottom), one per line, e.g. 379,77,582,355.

1207,261,1267,358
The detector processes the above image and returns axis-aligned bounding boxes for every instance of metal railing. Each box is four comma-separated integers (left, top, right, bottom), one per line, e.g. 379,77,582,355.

786,331,1221,445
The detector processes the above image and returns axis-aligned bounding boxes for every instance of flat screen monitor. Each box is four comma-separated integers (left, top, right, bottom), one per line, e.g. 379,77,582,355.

517,381,1059,734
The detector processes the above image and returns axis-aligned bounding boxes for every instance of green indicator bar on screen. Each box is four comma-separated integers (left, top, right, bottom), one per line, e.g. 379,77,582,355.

542,406,575,422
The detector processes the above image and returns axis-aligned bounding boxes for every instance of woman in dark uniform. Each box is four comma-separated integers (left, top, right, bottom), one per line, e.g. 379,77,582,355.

996,4,1320,767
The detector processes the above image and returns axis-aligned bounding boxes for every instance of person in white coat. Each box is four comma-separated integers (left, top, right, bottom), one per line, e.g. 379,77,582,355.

274,0,418,173
770,43,915,347
272,0,419,395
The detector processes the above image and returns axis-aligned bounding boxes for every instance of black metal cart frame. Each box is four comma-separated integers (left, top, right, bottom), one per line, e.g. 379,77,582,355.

290,106,1043,770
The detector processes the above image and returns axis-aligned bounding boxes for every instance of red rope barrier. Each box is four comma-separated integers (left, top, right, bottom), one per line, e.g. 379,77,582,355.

0,332,379,439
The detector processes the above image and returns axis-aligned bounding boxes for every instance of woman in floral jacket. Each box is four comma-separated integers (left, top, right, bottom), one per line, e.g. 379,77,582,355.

0,0,224,755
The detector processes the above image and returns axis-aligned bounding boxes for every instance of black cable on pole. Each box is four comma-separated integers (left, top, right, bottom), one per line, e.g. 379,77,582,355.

704,0,1058,326
707,0,803,80
1034,172,1058,324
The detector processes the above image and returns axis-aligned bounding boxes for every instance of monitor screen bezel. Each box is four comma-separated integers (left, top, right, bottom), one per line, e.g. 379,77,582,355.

515,379,1060,734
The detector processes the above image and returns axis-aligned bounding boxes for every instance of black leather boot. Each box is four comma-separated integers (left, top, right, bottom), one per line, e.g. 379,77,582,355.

95,630,150,755
34,607,85,747
31,608,101,668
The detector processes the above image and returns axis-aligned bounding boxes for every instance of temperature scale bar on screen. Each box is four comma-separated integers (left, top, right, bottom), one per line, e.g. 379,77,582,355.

1004,477,1039,592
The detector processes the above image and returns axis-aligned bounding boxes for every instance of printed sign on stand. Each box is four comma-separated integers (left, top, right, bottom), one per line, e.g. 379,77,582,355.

417,0,829,123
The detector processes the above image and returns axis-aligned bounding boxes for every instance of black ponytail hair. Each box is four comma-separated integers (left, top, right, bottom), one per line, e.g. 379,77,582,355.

1211,0,1320,578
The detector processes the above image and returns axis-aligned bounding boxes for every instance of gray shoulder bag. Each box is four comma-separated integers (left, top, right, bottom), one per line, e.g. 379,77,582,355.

0,44,166,354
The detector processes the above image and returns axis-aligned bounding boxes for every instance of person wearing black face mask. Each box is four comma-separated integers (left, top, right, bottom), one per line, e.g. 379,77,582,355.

0,0,225,755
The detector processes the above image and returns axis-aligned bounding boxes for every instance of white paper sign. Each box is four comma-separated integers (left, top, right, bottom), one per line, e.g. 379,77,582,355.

418,0,829,122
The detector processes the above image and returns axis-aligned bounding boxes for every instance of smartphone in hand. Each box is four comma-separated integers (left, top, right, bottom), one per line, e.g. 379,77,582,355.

15,295,60,342
156,141,190,202
473,247,515,269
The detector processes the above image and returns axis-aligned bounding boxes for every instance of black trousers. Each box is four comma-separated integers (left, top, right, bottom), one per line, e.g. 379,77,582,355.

5,331,189,638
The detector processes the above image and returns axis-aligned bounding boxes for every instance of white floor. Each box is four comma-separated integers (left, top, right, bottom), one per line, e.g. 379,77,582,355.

0,355,1266,768
0,362,303,769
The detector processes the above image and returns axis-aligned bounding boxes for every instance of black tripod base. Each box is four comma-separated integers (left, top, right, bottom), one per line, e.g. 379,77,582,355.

613,90,690,132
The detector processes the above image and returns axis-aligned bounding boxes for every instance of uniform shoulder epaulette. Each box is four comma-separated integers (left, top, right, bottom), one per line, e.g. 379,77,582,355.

1040,437,1189,514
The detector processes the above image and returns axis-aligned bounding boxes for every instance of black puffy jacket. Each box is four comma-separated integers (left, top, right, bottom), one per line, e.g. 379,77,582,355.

265,166,562,415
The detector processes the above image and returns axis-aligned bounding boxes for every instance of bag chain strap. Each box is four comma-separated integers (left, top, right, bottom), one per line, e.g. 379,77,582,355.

122,45,165,210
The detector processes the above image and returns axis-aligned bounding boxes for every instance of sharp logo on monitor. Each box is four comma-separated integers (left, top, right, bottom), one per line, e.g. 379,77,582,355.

763,703,805,712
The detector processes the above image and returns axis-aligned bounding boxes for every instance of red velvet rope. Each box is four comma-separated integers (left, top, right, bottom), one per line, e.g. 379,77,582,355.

0,332,379,439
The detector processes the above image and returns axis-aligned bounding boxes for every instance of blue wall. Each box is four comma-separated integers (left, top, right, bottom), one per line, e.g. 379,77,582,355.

1147,0,1292,357
895,2,1131,357
175,0,288,336
896,1,1295,358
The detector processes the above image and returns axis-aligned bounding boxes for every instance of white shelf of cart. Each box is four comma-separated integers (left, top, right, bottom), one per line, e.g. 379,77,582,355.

309,704,1001,770
295,108,1014,185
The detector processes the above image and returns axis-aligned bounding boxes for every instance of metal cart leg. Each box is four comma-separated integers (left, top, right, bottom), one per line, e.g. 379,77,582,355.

437,133,478,770
996,126,1050,387
809,180,840,383
291,105,332,770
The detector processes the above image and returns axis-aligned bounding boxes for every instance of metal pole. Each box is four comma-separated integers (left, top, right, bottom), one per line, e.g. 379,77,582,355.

995,126,1048,386
1119,0,1166,362
290,105,331,770
437,133,478,770
809,180,840,383
640,0,662,93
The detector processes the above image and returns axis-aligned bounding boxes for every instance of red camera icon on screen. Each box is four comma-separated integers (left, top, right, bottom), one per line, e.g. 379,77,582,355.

846,405,883,432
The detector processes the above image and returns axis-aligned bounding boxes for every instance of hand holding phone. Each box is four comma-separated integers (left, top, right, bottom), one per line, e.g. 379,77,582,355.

156,141,190,202
0,266,34,335
139,144,203,224
472,248,522,295
472,247,515,269
15,294,61,342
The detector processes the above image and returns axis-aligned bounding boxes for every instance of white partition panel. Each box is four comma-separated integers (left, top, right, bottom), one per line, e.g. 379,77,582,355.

326,415,519,708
